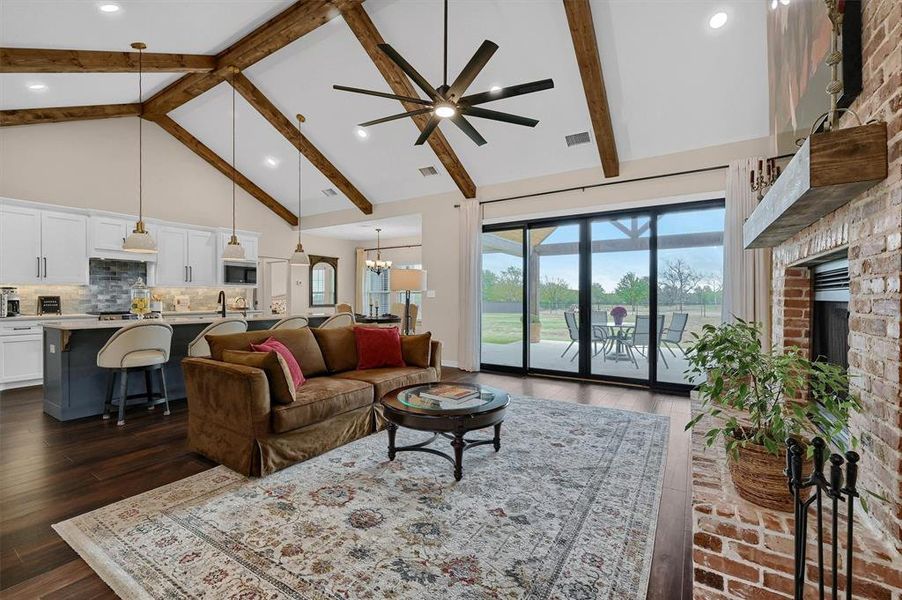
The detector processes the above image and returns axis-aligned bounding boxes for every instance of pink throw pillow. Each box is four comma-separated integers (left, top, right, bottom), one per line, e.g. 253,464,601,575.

354,326,406,370
251,337,305,388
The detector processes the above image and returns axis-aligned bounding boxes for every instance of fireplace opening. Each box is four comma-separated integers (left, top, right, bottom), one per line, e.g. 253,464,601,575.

810,253,850,447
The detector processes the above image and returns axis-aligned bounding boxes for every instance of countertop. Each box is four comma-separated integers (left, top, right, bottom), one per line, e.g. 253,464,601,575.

3,309,262,323
42,314,282,331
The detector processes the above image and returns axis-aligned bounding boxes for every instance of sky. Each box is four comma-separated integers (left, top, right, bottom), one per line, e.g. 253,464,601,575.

483,207,725,291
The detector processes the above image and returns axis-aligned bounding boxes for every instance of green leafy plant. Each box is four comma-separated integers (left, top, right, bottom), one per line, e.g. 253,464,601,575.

684,319,860,460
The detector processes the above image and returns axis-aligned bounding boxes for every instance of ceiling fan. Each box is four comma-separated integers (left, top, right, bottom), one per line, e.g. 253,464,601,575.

334,0,554,147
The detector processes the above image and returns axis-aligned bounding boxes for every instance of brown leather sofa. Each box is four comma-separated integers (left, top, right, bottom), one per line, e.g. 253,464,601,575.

182,326,441,476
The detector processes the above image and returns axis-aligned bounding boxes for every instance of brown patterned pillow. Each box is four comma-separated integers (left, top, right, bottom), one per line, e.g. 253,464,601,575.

222,350,296,405
401,332,432,368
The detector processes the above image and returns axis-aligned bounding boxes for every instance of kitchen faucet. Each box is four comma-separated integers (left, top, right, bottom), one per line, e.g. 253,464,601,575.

218,291,226,318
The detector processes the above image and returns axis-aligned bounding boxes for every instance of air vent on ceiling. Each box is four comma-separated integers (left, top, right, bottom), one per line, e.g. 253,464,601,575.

418,166,439,177
565,131,591,147
321,188,338,197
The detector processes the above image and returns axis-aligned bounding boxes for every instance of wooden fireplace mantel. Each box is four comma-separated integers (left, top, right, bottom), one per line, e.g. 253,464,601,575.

743,122,887,249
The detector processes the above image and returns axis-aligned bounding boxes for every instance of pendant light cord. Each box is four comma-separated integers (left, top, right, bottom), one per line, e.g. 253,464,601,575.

443,0,448,88
231,70,237,237
297,115,302,245
138,45,143,222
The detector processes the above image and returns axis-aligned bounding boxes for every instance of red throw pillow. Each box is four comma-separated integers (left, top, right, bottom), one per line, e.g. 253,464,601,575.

354,326,406,370
251,337,305,388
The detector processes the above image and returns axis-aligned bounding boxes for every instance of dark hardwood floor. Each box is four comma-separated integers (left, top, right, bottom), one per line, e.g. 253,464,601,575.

0,369,692,599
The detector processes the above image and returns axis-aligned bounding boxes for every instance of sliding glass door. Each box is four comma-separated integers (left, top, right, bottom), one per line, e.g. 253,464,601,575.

480,200,725,391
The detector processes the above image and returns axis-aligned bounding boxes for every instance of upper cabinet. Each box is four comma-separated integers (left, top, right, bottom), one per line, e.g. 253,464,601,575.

0,204,87,285
155,226,218,287
187,230,217,286
219,232,259,264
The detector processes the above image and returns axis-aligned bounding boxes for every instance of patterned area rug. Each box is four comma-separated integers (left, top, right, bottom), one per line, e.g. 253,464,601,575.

54,397,669,599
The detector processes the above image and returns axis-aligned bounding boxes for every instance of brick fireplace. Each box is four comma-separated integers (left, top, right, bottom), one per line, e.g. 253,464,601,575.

691,0,900,596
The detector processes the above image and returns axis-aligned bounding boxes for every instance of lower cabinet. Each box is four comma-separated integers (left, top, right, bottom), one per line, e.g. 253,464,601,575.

0,323,43,390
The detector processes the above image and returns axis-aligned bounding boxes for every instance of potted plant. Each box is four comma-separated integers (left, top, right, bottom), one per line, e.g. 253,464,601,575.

684,319,860,511
611,305,627,326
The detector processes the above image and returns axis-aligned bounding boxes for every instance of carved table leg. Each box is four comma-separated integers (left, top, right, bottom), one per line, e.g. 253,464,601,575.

387,422,398,461
452,432,465,481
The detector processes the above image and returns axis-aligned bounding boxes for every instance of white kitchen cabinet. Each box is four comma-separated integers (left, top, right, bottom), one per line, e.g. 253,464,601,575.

155,226,189,286
218,232,259,262
0,322,43,389
0,204,87,285
187,230,216,285
0,204,42,284
91,216,132,253
41,211,88,283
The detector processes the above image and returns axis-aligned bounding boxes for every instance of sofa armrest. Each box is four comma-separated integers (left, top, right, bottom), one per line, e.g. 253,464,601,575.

430,340,442,380
182,357,272,438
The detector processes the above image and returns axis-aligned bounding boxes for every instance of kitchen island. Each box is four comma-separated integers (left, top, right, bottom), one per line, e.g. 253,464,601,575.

42,315,282,421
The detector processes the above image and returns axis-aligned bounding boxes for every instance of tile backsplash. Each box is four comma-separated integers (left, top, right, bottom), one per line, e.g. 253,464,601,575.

12,259,254,315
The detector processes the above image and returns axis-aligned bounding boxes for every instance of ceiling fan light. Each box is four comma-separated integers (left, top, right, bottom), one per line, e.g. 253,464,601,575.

435,104,456,118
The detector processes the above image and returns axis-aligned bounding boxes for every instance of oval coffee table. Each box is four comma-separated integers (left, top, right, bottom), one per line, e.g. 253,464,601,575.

380,383,510,481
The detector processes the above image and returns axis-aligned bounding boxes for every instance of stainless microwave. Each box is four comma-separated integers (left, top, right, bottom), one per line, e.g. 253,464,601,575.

224,263,257,285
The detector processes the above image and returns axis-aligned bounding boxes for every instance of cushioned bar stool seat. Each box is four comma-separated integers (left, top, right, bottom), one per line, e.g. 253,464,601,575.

96,320,174,426
187,317,248,357
270,315,309,330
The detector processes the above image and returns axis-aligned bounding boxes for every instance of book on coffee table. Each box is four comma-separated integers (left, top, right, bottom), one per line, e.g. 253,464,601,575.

418,385,480,403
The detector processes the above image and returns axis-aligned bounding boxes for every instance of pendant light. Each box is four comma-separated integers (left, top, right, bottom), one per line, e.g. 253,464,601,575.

122,42,157,254
289,113,310,266
366,228,392,275
222,66,246,260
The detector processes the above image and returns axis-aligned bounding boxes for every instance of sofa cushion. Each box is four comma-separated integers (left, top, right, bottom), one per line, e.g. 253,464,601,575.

207,327,327,377
271,377,373,434
355,326,405,369
222,350,296,405
401,332,432,368
332,366,438,399
312,326,358,373
251,337,305,388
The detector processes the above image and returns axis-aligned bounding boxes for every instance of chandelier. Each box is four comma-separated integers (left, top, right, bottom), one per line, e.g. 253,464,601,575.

366,228,392,275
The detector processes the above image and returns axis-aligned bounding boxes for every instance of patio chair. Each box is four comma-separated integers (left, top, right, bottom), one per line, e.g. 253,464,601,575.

591,310,613,358
661,313,689,357
621,314,667,368
561,310,579,361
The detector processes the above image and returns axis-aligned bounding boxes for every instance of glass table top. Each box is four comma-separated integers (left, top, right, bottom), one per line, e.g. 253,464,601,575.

394,383,508,414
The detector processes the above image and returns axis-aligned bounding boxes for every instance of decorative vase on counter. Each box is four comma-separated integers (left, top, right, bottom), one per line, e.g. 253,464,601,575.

130,278,151,319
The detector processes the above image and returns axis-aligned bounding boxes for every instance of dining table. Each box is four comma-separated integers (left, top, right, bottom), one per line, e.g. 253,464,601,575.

595,320,635,362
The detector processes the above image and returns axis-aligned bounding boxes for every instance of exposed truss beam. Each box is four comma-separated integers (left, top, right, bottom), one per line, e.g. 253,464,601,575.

231,72,373,215
562,0,619,178
342,4,477,199
143,0,363,116
147,114,298,226
0,103,140,127
0,48,215,73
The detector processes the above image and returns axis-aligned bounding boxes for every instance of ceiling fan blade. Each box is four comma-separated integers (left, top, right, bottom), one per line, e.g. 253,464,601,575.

414,114,441,146
358,107,434,127
447,40,498,101
378,43,440,100
450,113,487,146
461,78,555,106
333,85,432,106
461,106,539,127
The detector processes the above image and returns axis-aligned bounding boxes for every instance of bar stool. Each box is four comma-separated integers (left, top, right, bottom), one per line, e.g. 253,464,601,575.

319,313,355,328
187,317,247,357
270,315,309,330
96,321,173,426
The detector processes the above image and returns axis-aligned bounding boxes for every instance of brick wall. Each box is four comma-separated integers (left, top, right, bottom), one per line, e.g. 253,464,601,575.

771,0,902,552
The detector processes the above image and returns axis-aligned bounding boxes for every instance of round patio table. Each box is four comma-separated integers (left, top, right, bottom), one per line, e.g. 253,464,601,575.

601,321,635,362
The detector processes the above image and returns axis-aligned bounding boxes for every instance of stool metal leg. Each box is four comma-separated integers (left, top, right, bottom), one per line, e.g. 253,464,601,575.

117,368,128,426
159,367,171,416
102,370,115,420
144,368,155,411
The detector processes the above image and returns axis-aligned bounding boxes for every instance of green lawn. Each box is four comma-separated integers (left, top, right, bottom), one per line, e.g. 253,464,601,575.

481,305,722,345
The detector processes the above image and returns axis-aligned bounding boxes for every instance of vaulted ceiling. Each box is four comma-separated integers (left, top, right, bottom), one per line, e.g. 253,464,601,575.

0,0,769,222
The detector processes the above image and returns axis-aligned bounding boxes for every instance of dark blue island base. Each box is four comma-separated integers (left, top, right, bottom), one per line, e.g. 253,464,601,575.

42,319,282,421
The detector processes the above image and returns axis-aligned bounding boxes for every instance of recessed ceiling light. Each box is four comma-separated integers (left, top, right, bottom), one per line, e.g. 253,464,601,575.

98,3,120,12
356,127,369,139
490,85,502,92
27,82,48,91
708,11,728,29
264,156,280,168
770,0,778,8
779,0,790,5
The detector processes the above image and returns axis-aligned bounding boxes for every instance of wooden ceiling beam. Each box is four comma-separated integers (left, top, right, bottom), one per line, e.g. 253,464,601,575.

0,48,214,73
342,4,477,199
562,0,619,178
0,103,140,127
147,114,299,226
143,0,363,116
231,72,373,215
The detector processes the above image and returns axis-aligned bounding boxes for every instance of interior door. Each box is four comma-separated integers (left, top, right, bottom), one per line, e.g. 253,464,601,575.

41,211,88,284
0,204,42,284
187,230,217,285
155,227,188,286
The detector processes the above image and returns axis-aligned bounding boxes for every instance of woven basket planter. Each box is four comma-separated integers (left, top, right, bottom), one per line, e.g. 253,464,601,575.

726,432,810,512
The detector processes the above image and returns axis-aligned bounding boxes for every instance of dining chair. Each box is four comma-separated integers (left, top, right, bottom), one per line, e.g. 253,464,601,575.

621,314,666,368
561,311,580,361
335,303,353,314
661,313,689,357
591,310,612,358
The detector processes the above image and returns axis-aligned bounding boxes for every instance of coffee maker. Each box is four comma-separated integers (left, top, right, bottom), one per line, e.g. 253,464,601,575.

1,287,20,317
